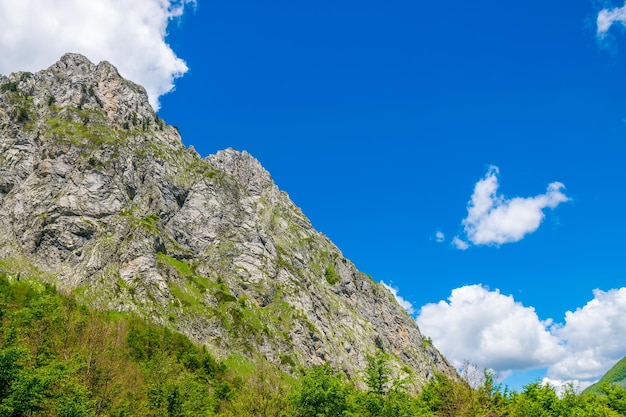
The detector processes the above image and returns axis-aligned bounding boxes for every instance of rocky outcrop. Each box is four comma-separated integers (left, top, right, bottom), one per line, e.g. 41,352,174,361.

0,53,456,389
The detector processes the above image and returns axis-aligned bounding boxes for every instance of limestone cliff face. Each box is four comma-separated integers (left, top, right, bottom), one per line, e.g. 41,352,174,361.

0,53,456,389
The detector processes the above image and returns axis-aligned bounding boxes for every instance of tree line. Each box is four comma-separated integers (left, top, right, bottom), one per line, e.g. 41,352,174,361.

0,273,624,416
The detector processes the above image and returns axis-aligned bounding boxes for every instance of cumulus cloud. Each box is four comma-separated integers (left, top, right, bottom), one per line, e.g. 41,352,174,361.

454,166,569,248
0,0,195,110
417,285,626,387
548,288,626,382
435,231,445,243
381,281,415,315
416,285,565,373
597,3,626,38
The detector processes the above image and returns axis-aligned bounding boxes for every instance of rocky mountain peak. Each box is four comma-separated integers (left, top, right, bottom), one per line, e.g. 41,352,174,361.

207,148,277,197
49,53,96,77
1,53,155,131
0,54,457,391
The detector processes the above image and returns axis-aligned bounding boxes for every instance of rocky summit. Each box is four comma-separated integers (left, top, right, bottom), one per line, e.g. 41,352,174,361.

0,53,456,389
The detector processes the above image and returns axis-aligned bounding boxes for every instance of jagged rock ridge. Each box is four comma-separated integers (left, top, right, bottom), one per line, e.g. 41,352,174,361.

0,53,456,389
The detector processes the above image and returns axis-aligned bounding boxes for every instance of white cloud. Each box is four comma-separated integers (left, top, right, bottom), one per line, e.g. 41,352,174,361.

548,288,626,382
597,3,626,38
541,377,593,396
435,231,445,243
0,0,195,110
381,281,415,315
454,166,569,248
417,285,626,387
452,236,469,250
416,285,565,373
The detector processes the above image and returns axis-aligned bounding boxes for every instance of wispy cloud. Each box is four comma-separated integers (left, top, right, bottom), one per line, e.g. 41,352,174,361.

416,285,626,387
597,3,626,38
452,236,469,250
381,281,415,315
454,166,569,248
0,0,196,109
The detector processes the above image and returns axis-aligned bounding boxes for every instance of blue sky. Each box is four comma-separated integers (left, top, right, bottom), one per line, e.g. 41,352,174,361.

1,0,626,391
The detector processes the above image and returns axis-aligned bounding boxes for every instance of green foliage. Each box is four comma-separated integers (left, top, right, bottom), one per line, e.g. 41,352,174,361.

14,106,30,123
2,83,34,127
421,373,467,416
604,358,626,386
556,385,622,417
418,370,626,417
289,362,350,417
156,253,193,277
363,351,392,396
202,348,226,379
355,352,430,417
586,356,626,393
355,388,434,417
601,382,626,415
2,273,626,417
139,214,160,233
0,273,236,416
510,382,559,417
324,264,340,285
422,335,433,348
224,359,291,417
0,81,18,93
44,106,122,148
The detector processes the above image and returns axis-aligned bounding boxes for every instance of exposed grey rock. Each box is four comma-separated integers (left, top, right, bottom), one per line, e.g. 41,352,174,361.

0,53,457,390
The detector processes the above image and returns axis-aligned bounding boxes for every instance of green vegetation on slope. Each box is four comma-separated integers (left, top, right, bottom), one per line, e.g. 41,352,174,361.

1,272,626,416
586,356,626,394
0,272,240,416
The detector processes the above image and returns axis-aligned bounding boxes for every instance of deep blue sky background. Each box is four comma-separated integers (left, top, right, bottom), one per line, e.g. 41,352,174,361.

157,0,626,388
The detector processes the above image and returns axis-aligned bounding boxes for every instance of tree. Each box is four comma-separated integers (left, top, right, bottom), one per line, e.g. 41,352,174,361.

225,359,290,417
509,382,559,417
420,374,466,417
364,351,392,396
290,363,350,417
600,382,626,415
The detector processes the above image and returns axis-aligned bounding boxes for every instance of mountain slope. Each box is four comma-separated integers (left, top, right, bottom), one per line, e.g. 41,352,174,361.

584,357,626,394
0,53,456,389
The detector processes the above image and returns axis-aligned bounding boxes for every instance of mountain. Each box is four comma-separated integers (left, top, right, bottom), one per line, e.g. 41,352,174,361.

584,357,626,394
0,53,456,389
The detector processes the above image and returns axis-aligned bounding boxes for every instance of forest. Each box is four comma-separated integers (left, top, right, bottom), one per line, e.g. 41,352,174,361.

0,273,624,416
